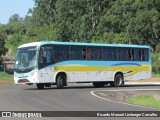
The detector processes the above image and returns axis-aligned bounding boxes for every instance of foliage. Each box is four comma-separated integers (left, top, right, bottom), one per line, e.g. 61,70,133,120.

0,26,8,64
152,73,160,78
152,53,160,74
1,0,160,73
3,0,160,47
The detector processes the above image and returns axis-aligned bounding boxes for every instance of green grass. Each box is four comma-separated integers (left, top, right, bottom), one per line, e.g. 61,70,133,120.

127,95,160,108
152,73,160,78
0,72,13,84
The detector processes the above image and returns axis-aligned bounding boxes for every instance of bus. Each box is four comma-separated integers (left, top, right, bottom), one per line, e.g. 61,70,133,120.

14,41,151,89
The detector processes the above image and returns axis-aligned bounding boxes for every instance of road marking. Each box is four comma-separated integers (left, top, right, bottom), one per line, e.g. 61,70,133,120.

91,89,160,110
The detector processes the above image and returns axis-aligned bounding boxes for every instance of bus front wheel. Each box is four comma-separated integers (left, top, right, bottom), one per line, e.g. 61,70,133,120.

36,83,44,89
56,75,65,89
110,74,123,87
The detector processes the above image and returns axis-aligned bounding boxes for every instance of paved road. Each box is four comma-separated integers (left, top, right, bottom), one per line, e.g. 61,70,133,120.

0,84,160,120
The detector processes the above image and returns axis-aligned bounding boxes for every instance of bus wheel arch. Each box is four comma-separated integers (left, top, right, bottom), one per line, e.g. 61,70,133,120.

56,72,67,89
110,72,124,87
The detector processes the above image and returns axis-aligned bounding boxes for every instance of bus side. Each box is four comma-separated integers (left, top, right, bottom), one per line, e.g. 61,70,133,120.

37,44,151,88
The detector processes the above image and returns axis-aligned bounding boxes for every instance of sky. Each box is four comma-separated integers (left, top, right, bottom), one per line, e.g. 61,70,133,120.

0,0,35,24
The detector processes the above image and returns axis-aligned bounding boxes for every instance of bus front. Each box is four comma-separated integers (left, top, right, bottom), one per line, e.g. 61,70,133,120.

14,45,39,85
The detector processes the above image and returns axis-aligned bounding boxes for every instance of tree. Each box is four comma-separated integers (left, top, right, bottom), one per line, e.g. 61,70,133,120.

127,0,160,51
0,27,8,64
31,0,57,27
5,14,26,35
3,0,160,54
8,14,22,23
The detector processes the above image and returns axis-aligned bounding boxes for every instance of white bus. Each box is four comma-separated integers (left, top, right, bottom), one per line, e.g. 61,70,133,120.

14,41,151,89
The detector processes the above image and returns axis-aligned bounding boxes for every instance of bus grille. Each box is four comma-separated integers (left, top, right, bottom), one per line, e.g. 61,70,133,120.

18,79,30,83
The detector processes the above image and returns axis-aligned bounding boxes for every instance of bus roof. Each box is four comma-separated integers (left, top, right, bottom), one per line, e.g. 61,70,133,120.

18,41,150,49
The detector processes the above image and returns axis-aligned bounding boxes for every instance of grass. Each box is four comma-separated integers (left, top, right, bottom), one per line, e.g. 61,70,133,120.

0,71,13,84
152,73,160,78
127,95,160,108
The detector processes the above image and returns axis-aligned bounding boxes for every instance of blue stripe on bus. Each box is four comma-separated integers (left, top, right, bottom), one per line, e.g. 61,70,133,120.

53,60,149,66
112,63,141,66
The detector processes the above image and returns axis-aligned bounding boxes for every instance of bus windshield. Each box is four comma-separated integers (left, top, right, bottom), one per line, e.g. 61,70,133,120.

15,46,38,73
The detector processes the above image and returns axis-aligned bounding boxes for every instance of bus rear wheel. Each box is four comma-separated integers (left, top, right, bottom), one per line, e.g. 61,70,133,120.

92,82,105,87
110,74,123,87
56,75,65,89
36,83,44,89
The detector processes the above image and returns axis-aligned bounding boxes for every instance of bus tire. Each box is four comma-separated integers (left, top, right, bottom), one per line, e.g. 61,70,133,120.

92,82,104,88
36,83,44,89
56,75,65,89
110,74,123,87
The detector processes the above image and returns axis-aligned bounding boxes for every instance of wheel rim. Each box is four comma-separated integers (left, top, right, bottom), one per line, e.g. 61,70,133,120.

57,75,64,88
115,76,122,86
60,77,63,85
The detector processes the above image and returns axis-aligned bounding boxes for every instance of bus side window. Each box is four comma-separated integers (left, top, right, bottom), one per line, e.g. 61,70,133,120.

70,46,82,60
96,48,102,60
110,48,117,61
118,48,126,61
46,48,52,63
139,49,145,61
139,49,147,61
139,49,142,61
40,47,46,63
128,49,134,60
144,49,149,61
87,49,91,60
134,49,139,61
82,48,87,59
89,47,102,60
103,48,109,60
39,46,52,63
142,49,145,61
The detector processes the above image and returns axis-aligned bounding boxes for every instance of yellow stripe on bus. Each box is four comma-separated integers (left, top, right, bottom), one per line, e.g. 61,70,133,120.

53,65,150,72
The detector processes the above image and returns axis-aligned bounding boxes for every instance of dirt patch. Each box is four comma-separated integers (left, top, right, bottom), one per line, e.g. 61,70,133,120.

0,80,14,84
93,90,160,103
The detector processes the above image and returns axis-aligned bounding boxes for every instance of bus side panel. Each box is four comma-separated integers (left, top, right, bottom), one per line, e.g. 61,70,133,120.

66,71,113,82
38,66,55,83
42,61,151,83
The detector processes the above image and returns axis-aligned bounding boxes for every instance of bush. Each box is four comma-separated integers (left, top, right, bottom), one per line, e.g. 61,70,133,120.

152,53,160,74
0,57,2,65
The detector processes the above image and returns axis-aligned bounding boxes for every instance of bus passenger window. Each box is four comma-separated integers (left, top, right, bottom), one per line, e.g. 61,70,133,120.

144,49,149,61
39,47,52,63
82,48,87,59
128,49,134,60
40,47,46,63
46,49,51,63
87,50,91,60
139,49,145,61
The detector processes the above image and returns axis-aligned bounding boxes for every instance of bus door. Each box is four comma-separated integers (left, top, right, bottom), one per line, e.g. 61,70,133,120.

38,46,53,83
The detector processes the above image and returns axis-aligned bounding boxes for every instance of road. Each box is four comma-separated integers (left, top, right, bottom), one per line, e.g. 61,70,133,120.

0,84,160,120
